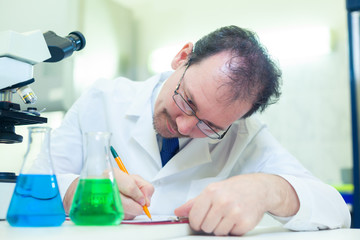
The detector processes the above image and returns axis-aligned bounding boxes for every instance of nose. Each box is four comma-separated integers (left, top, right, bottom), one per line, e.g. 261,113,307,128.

176,115,198,136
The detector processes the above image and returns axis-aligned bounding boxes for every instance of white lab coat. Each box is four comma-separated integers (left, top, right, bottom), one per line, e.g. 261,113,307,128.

51,72,350,230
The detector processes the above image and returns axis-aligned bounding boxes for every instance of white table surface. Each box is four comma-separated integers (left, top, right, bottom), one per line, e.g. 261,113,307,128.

1,220,360,240
181,227,360,239
0,220,192,240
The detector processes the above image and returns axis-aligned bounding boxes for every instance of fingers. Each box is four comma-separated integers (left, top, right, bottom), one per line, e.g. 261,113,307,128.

210,209,253,236
199,203,223,234
180,178,265,236
119,193,145,220
174,198,195,217
132,174,155,206
188,194,212,232
113,168,147,206
186,198,247,236
112,168,155,219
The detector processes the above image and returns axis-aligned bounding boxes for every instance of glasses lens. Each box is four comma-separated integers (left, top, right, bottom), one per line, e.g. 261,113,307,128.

197,121,222,139
173,94,193,115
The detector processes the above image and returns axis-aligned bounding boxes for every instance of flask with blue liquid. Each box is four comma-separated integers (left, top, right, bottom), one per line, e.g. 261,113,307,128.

6,127,65,227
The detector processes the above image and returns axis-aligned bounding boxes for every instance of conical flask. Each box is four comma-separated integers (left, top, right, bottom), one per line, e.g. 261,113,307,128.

69,132,124,225
7,127,65,227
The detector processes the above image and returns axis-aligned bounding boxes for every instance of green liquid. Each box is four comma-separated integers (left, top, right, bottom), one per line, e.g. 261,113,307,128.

69,179,124,225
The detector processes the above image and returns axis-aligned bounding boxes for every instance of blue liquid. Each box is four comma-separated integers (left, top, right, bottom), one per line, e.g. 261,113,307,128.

6,174,65,227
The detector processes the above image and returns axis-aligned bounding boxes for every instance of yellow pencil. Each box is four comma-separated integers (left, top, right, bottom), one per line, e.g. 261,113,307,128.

110,146,152,220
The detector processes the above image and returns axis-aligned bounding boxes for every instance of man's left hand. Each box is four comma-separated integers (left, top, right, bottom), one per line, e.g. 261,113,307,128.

174,173,299,236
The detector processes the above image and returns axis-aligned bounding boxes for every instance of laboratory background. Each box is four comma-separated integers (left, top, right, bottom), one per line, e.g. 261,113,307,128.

0,0,353,211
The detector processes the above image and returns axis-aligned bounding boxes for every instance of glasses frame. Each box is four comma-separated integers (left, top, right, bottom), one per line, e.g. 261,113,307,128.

172,64,231,140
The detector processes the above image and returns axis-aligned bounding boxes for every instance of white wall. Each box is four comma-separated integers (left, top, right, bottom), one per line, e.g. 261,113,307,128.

73,0,136,96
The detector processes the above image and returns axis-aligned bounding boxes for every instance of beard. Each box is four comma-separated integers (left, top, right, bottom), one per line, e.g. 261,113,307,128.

153,108,187,138
153,108,175,138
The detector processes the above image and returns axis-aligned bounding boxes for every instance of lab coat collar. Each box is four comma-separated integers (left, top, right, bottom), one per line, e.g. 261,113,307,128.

131,114,213,179
153,119,254,180
131,104,160,165
153,138,212,180
127,72,173,167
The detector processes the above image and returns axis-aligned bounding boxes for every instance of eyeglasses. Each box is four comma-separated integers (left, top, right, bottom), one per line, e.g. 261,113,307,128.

172,65,231,140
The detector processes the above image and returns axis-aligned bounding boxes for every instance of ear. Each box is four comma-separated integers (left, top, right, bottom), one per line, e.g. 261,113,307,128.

171,42,194,70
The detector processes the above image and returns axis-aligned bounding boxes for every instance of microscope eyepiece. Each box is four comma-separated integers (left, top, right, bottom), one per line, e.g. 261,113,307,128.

43,30,86,63
66,31,86,52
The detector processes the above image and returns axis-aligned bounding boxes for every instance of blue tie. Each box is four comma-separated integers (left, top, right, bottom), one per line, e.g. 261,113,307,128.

160,137,179,167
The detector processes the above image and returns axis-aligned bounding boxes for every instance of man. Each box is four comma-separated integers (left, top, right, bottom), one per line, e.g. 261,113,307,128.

51,26,350,236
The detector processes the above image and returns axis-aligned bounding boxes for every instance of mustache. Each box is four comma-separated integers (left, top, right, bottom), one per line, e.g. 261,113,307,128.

162,109,189,138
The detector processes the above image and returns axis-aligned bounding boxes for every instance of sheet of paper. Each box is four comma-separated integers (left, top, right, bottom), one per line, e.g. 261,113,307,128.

121,215,188,224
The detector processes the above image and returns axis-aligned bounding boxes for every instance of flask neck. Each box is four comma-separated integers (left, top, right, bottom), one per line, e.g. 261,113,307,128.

21,127,53,175
82,132,113,179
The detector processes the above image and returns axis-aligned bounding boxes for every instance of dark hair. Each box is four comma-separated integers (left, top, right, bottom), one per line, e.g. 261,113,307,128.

188,25,282,118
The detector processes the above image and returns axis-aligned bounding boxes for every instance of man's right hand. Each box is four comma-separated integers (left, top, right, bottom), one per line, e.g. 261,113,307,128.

113,168,154,219
63,169,154,220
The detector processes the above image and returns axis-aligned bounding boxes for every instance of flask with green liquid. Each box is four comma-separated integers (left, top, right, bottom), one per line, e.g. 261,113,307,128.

69,132,124,225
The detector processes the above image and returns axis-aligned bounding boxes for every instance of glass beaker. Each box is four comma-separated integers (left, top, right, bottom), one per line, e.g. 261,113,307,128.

69,132,124,225
6,127,65,227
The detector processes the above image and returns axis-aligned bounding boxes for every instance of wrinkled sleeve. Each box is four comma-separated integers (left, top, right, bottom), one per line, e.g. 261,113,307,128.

272,174,351,230
237,121,351,230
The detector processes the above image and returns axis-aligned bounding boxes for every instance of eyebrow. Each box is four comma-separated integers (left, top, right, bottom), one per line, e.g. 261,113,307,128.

182,77,227,131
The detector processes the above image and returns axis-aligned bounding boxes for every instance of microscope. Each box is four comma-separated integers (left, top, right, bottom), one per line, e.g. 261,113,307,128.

0,30,86,144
